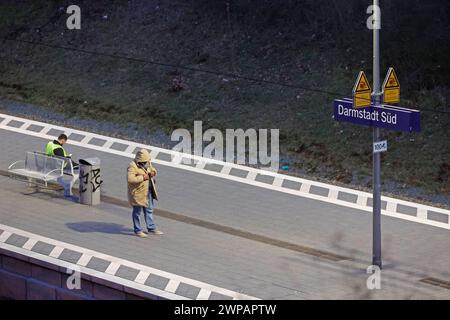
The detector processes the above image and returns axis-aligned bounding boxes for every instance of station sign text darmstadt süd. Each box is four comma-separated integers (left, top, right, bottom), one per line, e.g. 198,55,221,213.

333,98,421,133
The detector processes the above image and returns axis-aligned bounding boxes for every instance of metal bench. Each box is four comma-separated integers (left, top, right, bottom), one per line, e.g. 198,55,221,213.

8,151,79,196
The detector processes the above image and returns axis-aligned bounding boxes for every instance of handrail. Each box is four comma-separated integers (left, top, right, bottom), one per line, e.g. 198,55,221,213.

43,168,64,180
8,160,25,170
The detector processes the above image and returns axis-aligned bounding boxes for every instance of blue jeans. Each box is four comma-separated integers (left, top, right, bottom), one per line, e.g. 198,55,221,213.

132,196,156,234
57,176,71,197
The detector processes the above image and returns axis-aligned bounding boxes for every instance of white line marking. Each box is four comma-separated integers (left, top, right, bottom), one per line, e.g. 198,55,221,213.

103,140,114,149
125,145,136,154
357,196,367,206
134,271,150,284
62,130,73,137
386,202,397,213
300,183,311,194
1,112,449,230
40,126,53,135
246,171,257,181
0,231,12,243
77,253,92,267
197,288,212,300
150,150,159,160
22,238,38,250
417,208,427,221
80,136,91,144
105,262,121,275
328,189,339,199
195,160,206,170
272,177,283,188
49,246,64,258
165,279,180,293
220,166,232,175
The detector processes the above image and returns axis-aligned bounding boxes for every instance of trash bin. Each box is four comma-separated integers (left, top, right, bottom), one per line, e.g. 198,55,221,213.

79,157,102,205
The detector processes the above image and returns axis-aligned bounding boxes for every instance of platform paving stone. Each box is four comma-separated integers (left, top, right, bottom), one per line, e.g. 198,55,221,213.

115,265,140,281
4,234,28,248
144,274,170,291
58,249,83,264
31,241,55,256
86,257,111,272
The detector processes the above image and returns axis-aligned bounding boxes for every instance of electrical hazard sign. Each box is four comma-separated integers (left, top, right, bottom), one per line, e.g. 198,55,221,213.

382,67,400,104
352,71,372,108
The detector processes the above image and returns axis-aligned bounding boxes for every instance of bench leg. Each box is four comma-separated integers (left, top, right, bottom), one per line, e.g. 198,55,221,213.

26,177,38,192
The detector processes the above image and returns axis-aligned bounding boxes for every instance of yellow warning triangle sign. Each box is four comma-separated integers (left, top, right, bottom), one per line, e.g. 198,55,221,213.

353,71,371,93
382,67,400,104
383,67,400,89
353,71,372,108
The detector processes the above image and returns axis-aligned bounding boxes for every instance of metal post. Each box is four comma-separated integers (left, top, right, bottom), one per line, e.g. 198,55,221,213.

372,0,382,268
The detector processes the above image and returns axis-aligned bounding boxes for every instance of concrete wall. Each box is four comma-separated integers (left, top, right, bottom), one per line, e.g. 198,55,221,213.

0,249,155,300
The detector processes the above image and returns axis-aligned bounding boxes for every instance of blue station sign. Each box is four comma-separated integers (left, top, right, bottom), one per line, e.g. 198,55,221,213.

333,98,421,133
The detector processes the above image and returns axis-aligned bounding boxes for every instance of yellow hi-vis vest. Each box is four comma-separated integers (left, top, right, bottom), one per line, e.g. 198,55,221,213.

45,141,68,157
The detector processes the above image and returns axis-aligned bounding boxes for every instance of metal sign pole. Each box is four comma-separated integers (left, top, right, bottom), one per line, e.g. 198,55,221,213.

372,0,382,268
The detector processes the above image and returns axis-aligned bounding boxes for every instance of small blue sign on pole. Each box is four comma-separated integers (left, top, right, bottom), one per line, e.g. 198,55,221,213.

333,98,421,133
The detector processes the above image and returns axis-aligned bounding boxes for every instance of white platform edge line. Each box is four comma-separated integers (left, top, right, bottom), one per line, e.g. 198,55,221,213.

0,231,13,243
196,288,212,300
300,183,311,194
0,241,188,300
246,171,258,181
105,261,121,275
272,177,284,188
49,246,64,258
103,140,114,149
77,253,93,267
0,223,259,300
220,166,232,175
22,238,38,250
417,208,427,220
134,270,150,284
164,279,180,293
357,195,367,206
125,145,136,154
328,189,339,200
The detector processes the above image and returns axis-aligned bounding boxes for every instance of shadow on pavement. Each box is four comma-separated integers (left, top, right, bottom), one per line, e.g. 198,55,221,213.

66,221,134,235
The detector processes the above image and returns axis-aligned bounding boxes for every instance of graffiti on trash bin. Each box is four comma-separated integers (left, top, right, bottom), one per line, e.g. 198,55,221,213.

80,168,103,193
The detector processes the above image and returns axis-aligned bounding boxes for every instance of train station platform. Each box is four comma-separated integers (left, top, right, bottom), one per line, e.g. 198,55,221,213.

0,112,449,299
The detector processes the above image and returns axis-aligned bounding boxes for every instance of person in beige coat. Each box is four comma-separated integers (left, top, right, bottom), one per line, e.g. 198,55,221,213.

127,149,163,237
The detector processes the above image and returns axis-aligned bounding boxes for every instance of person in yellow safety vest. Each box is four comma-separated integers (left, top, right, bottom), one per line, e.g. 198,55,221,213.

45,134,78,168
45,134,78,198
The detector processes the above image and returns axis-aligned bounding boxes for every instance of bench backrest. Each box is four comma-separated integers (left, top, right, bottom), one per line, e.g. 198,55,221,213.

33,151,77,176
24,152,64,178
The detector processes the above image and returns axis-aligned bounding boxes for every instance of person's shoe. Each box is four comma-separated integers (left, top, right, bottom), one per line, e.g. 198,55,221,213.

135,231,148,238
148,229,164,235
